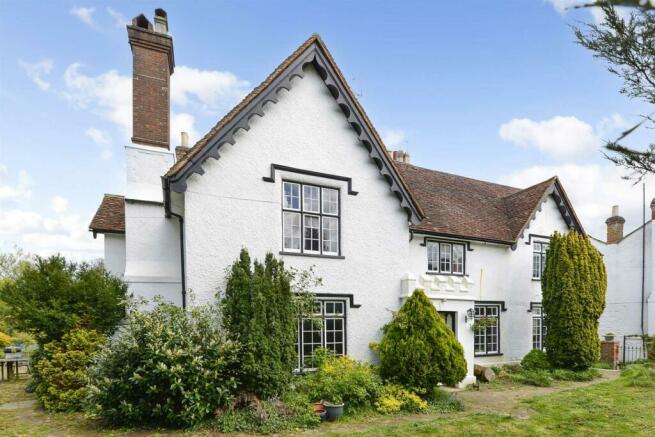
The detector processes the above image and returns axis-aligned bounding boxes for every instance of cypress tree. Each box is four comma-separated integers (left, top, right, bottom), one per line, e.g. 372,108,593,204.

378,289,467,391
222,249,297,397
542,231,606,370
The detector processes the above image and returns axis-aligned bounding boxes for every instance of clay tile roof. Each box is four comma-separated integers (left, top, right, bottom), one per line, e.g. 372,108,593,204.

396,162,562,244
89,194,125,235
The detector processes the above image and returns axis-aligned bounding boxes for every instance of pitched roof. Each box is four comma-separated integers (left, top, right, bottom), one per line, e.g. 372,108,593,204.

395,162,582,245
88,194,125,235
163,34,423,222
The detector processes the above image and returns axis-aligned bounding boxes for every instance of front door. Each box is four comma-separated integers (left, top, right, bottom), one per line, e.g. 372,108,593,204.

439,311,457,335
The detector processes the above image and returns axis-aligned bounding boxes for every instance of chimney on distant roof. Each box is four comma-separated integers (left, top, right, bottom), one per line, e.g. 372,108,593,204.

127,9,174,149
391,150,410,164
175,131,190,161
606,205,625,244
651,198,655,221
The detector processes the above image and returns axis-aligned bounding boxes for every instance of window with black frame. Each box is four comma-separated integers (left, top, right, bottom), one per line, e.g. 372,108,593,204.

282,181,340,256
426,241,465,274
296,300,346,369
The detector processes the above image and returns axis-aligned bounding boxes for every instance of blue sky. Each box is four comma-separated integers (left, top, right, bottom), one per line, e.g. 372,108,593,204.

0,0,653,259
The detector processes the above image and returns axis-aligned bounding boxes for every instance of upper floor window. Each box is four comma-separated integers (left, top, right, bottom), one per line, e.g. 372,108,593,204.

427,241,465,275
532,242,549,279
282,181,340,256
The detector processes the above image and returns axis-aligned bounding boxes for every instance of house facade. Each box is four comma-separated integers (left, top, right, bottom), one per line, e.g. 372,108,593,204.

591,203,655,353
89,10,585,385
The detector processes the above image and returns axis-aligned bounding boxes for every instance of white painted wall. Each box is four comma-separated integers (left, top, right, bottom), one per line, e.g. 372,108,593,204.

123,143,182,305
183,65,411,366
103,234,125,278
592,221,654,343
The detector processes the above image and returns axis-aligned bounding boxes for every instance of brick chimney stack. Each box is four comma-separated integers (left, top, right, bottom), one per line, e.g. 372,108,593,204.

391,150,410,163
651,198,655,221
127,9,175,149
606,205,625,244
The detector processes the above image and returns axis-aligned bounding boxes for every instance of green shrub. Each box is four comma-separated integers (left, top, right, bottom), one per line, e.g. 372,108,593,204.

222,250,304,398
87,301,240,428
0,255,127,343
501,363,523,374
621,364,655,387
213,391,320,434
509,370,553,387
542,232,606,370
378,289,467,392
427,388,465,412
593,361,614,369
10,331,35,346
521,349,550,371
300,354,381,407
375,384,427,414
0,331,10,348
35,328,106,412
550,368,600,381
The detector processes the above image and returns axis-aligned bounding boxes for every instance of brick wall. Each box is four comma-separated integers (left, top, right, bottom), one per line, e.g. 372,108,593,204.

600,340,619,369
605,216,625,244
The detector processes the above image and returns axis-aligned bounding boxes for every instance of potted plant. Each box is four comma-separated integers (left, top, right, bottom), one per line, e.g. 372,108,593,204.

312,402,327,421
604,332,615,342
323,398,344,421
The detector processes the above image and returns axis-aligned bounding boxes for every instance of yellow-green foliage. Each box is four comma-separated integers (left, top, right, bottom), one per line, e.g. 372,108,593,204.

542,231,606,370
0,331,10,348
35,328,106,412
375,384,427,414
10,332,35,346
378,289,467,391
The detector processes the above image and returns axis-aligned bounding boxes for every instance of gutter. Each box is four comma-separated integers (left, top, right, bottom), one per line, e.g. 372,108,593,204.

162,177,187,309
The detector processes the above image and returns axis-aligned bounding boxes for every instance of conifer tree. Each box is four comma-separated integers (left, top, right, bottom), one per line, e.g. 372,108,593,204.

378,289,467,391
222,249,297,397
542,231,607,370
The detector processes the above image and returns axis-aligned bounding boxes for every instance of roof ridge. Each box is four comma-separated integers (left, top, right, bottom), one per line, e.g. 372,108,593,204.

500,176,556,201
396,162,521,195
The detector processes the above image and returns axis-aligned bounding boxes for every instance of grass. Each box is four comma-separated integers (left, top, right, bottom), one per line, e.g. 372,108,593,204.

0,371,652,436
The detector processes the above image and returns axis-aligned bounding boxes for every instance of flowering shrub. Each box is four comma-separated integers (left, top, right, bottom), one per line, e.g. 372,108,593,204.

375,384,427,414
0,331,10,348
35,328,106,411
87,301,240,427
301,352,381,406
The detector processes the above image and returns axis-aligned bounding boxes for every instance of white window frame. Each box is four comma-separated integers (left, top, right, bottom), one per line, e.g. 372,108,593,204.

532,305,547,351
426,240,466,275
532,242,549,280
474,304,500,356
282,181,341,256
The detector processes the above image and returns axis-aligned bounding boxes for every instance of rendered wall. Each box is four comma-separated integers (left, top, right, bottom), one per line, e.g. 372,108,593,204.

103,234,126,278
183,65,411,365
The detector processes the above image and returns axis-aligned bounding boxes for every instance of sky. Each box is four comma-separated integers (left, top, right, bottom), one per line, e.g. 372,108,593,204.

0,0,653,260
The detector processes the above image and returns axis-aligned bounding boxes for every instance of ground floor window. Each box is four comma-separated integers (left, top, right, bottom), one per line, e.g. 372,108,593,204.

296,299,346,369
474,304,500,356
439,311,457,334
532,305,547,350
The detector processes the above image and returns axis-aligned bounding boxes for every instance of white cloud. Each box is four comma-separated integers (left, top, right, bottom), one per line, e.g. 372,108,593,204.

18,59,53,91
0,164,33,203
499,114,629,161
171,112,199,146
70,6,96,27
171,66,250,113
85,127,113,160
51,196,68,214
62,63,132,138
106,7,128,28
499,163,654,240
381,128,406,149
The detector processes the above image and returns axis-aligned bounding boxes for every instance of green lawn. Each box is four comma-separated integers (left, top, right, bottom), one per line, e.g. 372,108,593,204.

0,376,652,436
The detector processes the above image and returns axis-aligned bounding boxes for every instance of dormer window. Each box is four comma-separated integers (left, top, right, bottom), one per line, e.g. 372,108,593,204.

282,181,340,257
427,241,465,275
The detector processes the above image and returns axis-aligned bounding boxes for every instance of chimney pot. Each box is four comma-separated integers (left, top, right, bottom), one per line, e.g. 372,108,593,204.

605,205,625,244
181,131,189,147
153,8,168,34
651,198,655,220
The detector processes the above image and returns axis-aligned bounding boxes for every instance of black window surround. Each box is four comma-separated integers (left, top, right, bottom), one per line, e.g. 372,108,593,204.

424,239,467,276
281,180,342,258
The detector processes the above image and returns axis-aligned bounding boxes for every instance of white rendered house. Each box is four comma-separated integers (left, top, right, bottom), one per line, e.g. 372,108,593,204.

89,10,586,385
591,203,655,353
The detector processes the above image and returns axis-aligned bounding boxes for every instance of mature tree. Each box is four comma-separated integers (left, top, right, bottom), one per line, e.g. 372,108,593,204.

0,255,127,343
575,4,655,181
542,232,607,370
378,289,467,391
222,250,299,397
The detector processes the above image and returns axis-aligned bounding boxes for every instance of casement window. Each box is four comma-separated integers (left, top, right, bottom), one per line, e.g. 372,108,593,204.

474,304,500,356
282,181,340,256
426,241,466,275
532,242,549,279
532,305,547,350
296,300,346,369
